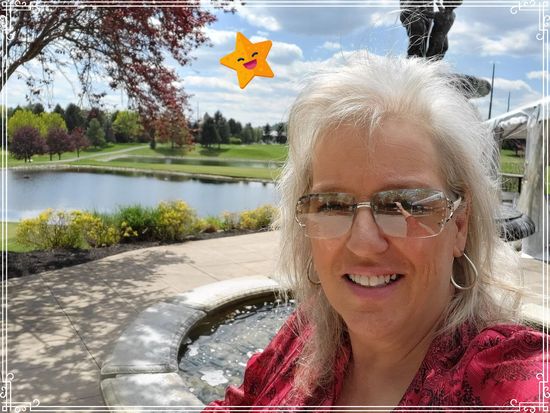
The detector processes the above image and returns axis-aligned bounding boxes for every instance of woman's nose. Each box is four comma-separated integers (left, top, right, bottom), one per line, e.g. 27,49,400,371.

345,207,389,256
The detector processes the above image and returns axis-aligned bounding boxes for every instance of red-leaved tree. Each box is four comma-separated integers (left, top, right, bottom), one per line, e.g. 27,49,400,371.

154,110,192,150
10,126,47,162
46,127,74,160
70,127,90,157
2,2,233,130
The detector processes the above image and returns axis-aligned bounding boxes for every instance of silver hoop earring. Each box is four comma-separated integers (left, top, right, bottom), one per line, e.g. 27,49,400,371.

306,261,321,285
451,252,478,291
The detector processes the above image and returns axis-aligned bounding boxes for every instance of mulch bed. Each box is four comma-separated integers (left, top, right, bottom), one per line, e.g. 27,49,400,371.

7,229,261,279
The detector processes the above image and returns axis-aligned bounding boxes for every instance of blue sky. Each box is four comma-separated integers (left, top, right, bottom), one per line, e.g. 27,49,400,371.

6,3,545,127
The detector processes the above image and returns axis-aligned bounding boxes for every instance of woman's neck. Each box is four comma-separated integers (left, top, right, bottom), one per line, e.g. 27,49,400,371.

335,323,438,407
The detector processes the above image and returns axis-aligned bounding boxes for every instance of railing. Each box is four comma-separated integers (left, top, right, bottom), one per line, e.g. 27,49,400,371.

500,172,524,194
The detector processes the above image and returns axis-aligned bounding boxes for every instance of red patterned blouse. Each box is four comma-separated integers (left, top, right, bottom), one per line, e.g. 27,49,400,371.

204,311,546,409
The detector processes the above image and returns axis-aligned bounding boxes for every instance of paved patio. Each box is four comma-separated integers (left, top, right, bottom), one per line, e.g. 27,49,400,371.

5,230,547,408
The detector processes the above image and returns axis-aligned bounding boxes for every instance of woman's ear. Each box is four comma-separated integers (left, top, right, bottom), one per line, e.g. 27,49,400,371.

453,201,470,258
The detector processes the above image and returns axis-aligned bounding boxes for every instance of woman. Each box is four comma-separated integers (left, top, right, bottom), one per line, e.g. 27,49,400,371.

206,55,544,408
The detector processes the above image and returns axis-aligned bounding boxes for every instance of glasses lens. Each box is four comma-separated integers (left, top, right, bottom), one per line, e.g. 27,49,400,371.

296,193,355,238
371,189,448,238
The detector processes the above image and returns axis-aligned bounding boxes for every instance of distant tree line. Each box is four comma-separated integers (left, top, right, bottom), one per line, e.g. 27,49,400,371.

2,103,287,162
193,110,287,148
3,102,194,161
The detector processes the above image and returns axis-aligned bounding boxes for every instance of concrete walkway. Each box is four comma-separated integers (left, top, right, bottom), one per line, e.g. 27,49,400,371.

5,231,547,408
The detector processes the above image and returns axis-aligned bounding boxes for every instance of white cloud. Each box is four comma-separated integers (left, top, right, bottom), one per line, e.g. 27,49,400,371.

270,42,304,63
321,41,341,51
480,30,536,56
527,70,548,80
491,77,533,92
181,76,241,92
203,28,236,47
235,5,281,32
369,10,400,28
449,10,540,57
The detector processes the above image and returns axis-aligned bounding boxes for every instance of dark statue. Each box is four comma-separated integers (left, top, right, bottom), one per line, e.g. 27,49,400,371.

400,1,463,60
399,0,490,98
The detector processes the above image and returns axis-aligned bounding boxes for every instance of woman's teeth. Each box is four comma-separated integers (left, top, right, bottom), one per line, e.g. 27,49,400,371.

347,273,399,288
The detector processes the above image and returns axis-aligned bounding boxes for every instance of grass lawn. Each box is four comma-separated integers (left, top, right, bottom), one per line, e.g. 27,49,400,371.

130,143,288,162
69,158,281,180
500,149,525,175
3,143,147,167
3,222,34,252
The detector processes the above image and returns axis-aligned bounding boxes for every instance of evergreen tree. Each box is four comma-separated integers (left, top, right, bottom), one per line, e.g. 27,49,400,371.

53,104,65,118
65,103,85,132
228,118,243,138
31,102,45,114
275,122,287,144
86,118,106,147
242,123,254,144
102,117,115,143
200,113,220,148
262,123,272,143
213,110,230,145
8,105,23,118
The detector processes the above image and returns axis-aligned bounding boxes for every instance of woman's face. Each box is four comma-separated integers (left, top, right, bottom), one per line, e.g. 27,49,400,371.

309,119,469,344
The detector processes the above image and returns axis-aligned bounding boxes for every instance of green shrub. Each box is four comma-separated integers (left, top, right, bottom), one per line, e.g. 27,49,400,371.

72,211,120,247
239,205,277,230
229,137,242,145
153,200,199,241
114,205,159,242
197,216,223,233
15,209,83,250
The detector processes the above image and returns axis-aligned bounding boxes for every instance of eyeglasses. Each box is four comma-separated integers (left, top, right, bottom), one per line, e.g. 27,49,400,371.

295,188,462,239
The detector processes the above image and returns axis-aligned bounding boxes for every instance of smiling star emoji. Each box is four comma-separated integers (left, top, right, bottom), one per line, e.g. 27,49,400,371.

220,32,274,89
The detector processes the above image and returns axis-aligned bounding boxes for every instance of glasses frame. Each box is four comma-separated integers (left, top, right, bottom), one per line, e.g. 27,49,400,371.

295,188,463,239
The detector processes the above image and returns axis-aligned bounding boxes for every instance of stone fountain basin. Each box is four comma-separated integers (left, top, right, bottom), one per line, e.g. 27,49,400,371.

100,275,280,409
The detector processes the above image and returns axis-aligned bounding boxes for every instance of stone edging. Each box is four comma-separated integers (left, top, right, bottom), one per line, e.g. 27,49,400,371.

100,276,281,410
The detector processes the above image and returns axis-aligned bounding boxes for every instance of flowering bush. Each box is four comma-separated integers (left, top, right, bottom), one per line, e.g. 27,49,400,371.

239,205,277,230
15,209,83,250
71,211,120,247
153,200,199,241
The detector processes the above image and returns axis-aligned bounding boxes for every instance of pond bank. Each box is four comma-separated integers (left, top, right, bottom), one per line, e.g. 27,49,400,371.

8,164,276,184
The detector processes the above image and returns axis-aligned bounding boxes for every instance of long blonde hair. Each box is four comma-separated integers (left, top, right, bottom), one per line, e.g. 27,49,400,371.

274,54,523,397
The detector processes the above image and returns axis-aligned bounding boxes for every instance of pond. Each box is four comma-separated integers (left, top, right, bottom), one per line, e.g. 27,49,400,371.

110,156,283,169
6,169,278,221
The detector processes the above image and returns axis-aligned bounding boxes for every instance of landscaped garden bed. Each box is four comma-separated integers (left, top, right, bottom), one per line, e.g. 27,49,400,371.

6,202,276,278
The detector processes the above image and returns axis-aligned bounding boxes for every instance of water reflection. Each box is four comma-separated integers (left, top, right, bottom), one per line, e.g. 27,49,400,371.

112,156,283,169
7,169,278,221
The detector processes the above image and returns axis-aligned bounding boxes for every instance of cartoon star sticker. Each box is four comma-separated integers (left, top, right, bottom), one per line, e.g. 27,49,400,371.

220,32,274,89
